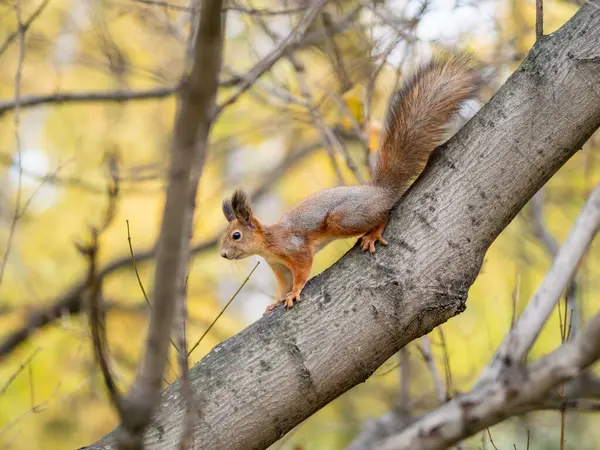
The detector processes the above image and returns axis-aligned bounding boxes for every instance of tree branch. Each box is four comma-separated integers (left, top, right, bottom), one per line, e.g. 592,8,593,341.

0,86,179,118
351,181,600,450
215,0,332,115
85,4,600,449
112,0,225,447
0,5,360,119
376,309,600,450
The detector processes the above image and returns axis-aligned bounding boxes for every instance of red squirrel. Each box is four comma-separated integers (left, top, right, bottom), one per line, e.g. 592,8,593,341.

220,55,482,313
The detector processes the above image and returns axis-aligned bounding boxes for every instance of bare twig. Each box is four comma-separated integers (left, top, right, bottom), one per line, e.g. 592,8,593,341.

330,92,370,160
188,262,259,357
216,0,330,115
249,9,350,184
0,348,40,397
126,219,179,355
126,220,150,307
558,289,574,450
321,11,352,93
0,0,51,58
0,0,25,287
438,327,454,399
86,152,124,416
486,428,499,450
0,0,25,285
0,76,248,118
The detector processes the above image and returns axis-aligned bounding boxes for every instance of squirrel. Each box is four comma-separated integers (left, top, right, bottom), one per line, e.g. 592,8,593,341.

220,55,482,313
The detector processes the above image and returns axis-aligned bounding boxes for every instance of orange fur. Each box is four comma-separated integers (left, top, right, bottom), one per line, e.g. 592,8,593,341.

220,55,483,313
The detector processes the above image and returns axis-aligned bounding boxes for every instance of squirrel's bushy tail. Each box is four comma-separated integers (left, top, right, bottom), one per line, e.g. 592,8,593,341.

373,55,482,198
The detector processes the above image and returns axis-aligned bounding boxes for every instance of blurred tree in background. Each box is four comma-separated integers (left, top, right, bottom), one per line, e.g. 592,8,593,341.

0,0,598,449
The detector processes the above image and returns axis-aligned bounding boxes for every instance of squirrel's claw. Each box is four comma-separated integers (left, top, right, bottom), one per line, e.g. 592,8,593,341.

264,303,279,314
360,230,388,254
284,291,301,309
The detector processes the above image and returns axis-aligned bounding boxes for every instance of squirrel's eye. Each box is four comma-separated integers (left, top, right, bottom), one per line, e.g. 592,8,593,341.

232,231,242,240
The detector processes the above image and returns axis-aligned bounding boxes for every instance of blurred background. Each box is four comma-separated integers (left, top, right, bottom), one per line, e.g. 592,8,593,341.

0,0,598,448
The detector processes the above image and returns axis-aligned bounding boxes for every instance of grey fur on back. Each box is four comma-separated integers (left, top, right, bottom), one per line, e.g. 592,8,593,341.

279,185,393,233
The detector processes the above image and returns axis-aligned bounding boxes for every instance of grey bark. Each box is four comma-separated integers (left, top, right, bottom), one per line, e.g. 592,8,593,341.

86,3,600,450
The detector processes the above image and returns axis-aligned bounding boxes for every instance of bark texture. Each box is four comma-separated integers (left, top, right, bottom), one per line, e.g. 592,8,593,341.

86,4,600,449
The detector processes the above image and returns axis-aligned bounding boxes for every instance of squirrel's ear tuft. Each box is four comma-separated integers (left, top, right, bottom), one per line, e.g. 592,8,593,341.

222,199,235,222
231,189,252,224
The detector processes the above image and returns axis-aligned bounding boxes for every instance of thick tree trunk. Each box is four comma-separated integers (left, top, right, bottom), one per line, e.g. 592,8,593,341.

85,4,600,449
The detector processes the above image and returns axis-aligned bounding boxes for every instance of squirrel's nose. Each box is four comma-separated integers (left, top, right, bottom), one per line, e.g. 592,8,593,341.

220,250,228,259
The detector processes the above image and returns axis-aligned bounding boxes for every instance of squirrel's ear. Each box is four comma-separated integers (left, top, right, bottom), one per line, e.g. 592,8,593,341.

222,199,235,222
231,189,252,224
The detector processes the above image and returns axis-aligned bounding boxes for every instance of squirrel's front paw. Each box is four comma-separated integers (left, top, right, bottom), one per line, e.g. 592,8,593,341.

283,291,301,309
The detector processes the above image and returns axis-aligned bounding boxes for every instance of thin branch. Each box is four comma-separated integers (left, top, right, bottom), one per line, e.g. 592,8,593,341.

126,220,151,307
0,77,251,118
0,348,40,397
0,86,179,118
479,183,600,385
330,92,370,161
418,335,446,404
0,0,51,58
530,189,580,336
530,190,559,255
126,219,179,354
438,327,454,399
377,309,600,450
0,0,25,288
321,11,352,93
486,428,499,450
86,152,124,417
249,9,349,183
215,0,331,115
0,4,362,120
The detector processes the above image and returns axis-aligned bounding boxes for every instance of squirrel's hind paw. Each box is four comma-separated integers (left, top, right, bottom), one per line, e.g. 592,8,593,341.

360,230,388,254
264,291,301,314
264,303,279,314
